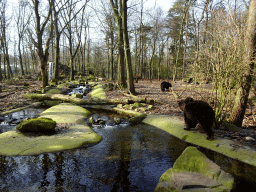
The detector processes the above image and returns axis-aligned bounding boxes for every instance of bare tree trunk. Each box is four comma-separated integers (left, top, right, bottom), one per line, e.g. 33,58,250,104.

0,49,2,81
110,0,126,87
121,0,135,94
182,13,188,79
53,2,59,81
193,0,210,70
229,0,256,127
28,0,53,87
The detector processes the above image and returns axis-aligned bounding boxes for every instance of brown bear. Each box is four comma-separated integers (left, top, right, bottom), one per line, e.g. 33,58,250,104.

161,81,172,92
178,97,215,140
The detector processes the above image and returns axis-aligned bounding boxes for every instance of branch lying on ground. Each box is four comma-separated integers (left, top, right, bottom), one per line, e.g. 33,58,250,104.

23,93,150,105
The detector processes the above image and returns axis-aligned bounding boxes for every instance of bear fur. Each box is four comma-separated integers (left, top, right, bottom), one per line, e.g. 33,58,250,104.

178,97,215,140
161,81,172,92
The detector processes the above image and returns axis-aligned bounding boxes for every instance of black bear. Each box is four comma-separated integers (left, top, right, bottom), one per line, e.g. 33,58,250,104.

178,97,215,140
161,81,172,92
188,78,193,83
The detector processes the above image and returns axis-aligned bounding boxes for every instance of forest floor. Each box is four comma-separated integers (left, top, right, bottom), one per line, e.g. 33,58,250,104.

1,78,256,151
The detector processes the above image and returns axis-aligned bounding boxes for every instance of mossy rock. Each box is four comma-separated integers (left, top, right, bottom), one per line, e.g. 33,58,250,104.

133,103,144,108
140,107,148,112
72,93,83,98
40,103,91,123
117,104,123,108
123,104,130,108
16,117,56,133
50,78,57,86
155,146,235,191
148,105,154,109
90,84,106,99
45,88,63,94
130,105,137,110
57,83,67,89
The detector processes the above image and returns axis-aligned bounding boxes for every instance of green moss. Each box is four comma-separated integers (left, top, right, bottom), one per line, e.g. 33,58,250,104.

173,147,220,177
16,117,56,133
50,79,57,86
40,103,91,123
123,104,130,108
72,93,83,98
45,89,62,94
0,124,102,156
117,104,123,108
142,115,256,168
57,83,67,88
148,105,154,109
155,147,235,191
133,103,144,107
90,84,106,99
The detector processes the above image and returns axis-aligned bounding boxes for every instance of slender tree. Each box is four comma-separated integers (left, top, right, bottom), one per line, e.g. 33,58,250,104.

0,0,12,79
110,0,126,87
28,0,53,87
121,0,135,94
14,0,31,76
230,0,256,127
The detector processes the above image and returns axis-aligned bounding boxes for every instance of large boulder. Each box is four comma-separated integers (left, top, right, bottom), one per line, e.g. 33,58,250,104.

155,146,235,192
16,117,56,133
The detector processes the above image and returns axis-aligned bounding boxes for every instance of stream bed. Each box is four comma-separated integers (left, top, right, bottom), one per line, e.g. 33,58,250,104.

0,110,185,191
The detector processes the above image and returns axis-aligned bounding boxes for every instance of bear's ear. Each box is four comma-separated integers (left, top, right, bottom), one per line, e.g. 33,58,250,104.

185,97,194,104
178,100,185,111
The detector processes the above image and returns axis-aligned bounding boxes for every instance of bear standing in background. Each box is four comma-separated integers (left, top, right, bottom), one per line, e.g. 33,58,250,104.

161,81,172,92
178,97,215,140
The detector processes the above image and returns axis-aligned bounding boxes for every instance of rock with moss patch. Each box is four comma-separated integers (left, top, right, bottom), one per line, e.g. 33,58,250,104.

114,117,121,124
16,117,56,133
45,88,63,94
123,104,130,108
133,102,144,108
117,104,123,108
72,93,83,98
148,105,154,109
50,79,57,86
155,146,235,192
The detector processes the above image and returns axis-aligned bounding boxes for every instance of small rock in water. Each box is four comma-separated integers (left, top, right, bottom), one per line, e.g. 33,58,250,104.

114,117,121,124
95,118,105,125
88,117,94,124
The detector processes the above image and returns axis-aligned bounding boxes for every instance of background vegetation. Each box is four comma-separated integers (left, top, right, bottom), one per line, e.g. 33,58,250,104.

1,0,255,127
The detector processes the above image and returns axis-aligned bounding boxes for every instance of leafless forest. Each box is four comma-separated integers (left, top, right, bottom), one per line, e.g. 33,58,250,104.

1,0,256,128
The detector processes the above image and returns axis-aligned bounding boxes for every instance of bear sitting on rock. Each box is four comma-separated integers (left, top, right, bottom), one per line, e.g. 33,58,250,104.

161,81,172,92
178,97,215,140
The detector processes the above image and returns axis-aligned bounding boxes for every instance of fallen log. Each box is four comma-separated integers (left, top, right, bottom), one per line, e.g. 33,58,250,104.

0,102,42,115
23,93,149,105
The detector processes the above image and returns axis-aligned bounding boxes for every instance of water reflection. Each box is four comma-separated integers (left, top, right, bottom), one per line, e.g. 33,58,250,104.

0,123,182,191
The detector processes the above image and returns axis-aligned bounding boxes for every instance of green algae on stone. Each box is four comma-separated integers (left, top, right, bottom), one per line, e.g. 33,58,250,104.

142,115,256,168
45,88,63,94
90,84,106,99
133,103,144,108
112,107,147,125
72,93,83,98
155,146,235,192
40,103,91,123
0,124,102,156
0,103,101,156
16,117,56,133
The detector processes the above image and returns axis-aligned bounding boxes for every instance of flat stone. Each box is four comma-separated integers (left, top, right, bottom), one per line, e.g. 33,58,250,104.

40,103,91,123
0,103,101,156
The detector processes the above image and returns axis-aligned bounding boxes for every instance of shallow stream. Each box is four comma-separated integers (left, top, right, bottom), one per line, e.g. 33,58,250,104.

0,109,185,191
